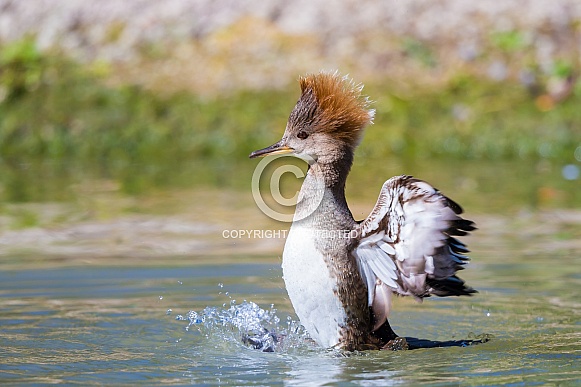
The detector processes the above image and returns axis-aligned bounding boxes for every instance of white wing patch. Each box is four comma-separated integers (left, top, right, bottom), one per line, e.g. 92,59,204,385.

351,175,476,331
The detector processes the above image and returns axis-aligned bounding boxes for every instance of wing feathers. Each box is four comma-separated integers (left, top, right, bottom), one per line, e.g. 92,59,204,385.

377,240,395,255
351,175,476,328
426,275,477,297
371,282,392,331
449,237,470,253
357,246,398,289
354,250,378,305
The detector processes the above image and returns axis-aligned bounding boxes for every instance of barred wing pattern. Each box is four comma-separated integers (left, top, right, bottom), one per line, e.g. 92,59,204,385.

351,175,476,330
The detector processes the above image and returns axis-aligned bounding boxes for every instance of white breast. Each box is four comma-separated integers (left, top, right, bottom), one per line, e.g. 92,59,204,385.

282,224,347,348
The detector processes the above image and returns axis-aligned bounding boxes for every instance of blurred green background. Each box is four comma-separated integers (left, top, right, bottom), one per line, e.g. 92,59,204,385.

0,1,580,247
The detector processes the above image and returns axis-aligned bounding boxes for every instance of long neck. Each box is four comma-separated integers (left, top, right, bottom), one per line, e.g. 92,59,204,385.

294,148,354,228
316,149,353,204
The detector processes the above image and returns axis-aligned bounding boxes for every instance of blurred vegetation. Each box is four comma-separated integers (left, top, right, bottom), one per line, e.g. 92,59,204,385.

364,76,580,161
0,38,290,162
0,37,579,205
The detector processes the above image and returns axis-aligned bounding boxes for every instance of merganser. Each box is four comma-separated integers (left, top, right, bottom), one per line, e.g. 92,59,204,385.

250,71,476,351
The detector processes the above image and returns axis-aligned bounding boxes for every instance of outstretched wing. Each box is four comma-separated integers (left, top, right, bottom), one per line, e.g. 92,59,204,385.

351,175,476,330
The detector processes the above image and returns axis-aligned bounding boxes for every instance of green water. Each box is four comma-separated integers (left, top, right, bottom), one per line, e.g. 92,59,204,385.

0,156,580,385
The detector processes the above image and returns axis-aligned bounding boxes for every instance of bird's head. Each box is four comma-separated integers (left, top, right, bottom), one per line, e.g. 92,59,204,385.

249,71,375,164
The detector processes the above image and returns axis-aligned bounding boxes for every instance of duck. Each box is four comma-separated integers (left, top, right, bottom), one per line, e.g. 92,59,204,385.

249,71,476,351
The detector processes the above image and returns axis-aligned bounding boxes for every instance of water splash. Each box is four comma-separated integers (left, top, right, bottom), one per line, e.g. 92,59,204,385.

176,300,310,352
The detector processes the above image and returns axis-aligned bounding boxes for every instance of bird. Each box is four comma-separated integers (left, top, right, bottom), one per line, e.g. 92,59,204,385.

249,71,476,351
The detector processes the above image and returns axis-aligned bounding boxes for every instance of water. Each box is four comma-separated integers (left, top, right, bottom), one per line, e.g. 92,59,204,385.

1,158,580,384
1,242,579,385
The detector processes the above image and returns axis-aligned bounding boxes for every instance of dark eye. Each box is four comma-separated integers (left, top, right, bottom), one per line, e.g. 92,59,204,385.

297,131,309,140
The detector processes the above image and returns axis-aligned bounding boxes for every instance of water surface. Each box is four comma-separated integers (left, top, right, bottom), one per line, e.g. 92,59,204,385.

1,241,579,385
1,157,580,385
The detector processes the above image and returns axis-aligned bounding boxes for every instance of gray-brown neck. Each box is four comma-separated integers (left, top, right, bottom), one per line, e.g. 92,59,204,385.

294,147,355,229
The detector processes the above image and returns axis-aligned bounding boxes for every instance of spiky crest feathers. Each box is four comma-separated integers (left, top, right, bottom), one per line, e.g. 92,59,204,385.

290,71,375,145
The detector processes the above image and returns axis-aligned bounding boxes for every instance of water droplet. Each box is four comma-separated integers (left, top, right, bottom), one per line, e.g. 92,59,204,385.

166,309,172,315
177,300,310,352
